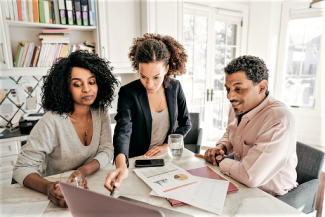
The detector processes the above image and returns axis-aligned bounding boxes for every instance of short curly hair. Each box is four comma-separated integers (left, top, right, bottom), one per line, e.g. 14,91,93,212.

41,50,118,115
128,33,188,84
224,55,269,84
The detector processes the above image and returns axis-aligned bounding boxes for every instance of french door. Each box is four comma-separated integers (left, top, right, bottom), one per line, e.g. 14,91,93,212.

183,5,242,140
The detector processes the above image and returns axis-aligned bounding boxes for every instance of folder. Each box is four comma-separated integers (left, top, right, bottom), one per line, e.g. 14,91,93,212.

73,0,81,25
58,0,66,24
32,0,39,22
167,166,239,207
52,0,60,24
87,0,95,26
38,0,45,23
65,0,73,25
80,0,88,26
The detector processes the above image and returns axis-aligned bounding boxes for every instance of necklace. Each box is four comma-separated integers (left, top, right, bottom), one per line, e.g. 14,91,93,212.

72,111,90,136
148,87,163,112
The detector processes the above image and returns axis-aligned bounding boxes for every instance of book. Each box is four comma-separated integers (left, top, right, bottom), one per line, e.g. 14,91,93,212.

50,0,55,23
46,44,55,66
39,35,64,39
65,0,73,25
37,43,46,67
38,0,45,23
1,0,11,20
33,46,40,67
61,44,68,57
52,43,60,65
52,0,60,24
16,44,24,67
39,33,64,35
14,44,23,67
32,0,39,22
42,29,71,33
29,46,37,67
19,41,29,67
58,0,66,24
43,0,49,23
41,43,51,66
26,43,35,67
20,0,27,21
8,0,15,21
16,0,22,21
80,0,88,26
88,0,95,26
41,38,69,43
12,0,19,21
23,43,34,67
73,0,81,25
48,1,52,23
26,0,33,22
167,166,239,207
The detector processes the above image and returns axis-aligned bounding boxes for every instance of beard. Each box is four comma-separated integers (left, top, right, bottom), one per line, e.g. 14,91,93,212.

234,108,246,115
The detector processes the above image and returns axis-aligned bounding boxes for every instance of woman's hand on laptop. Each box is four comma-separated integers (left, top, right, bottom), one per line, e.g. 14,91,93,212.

46,181,68,208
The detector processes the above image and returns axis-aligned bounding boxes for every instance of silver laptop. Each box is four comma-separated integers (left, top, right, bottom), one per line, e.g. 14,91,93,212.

60,182,193,217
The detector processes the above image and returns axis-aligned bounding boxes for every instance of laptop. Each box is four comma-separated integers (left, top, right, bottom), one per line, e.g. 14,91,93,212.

59,182,193,217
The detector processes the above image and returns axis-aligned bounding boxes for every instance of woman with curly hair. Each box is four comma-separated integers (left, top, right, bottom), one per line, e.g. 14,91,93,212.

13,50,118,208
104,33,192,192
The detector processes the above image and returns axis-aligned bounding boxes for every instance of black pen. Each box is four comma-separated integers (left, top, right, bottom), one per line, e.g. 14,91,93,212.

110,186,116,197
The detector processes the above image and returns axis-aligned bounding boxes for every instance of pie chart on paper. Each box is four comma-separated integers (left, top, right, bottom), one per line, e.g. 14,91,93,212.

174,174,188,181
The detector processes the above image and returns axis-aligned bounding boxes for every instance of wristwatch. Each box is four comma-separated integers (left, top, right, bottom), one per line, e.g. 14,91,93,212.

215,154,225,166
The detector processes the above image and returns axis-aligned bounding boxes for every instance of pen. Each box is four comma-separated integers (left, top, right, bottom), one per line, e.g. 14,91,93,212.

110,186,116,197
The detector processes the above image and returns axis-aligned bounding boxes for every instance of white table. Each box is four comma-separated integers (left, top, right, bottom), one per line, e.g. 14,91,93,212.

0,149,306,216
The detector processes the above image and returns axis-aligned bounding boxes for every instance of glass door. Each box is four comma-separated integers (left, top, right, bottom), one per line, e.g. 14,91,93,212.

183,13,209,128
207,13,242,140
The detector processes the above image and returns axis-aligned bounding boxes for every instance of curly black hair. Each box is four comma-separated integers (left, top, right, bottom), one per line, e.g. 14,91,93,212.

224,55,269,84
41,50,118,115
129,33,188,85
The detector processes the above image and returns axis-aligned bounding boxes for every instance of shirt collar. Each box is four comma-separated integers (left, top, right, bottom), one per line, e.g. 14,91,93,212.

237,93,276,121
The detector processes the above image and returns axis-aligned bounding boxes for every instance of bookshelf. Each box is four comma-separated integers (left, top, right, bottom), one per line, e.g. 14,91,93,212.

0,0,145,77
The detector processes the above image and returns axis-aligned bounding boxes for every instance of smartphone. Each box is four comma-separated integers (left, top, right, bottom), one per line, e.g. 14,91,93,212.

135,159,165,167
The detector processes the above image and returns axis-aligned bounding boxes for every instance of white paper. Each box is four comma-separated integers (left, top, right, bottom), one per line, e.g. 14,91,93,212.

133,162,199,196
0,201,50,217
150,177,229,215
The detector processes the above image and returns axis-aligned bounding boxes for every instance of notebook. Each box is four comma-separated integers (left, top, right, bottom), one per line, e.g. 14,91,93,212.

167,166,239,207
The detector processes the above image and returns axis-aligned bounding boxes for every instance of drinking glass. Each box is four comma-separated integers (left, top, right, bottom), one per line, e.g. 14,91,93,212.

60,170,83,188
168,134,184,157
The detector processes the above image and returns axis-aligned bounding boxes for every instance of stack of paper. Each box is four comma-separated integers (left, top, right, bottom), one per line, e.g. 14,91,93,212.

134,162,229,215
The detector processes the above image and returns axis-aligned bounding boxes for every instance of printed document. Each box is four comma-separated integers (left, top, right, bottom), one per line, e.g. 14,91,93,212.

134,162,199,196
0,201,50,217
150,176,229,215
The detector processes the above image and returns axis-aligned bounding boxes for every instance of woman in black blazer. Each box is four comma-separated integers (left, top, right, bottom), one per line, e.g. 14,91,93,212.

104,33,191,192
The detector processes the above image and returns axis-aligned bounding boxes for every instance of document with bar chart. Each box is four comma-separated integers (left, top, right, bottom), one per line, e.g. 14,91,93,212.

134,162,200,196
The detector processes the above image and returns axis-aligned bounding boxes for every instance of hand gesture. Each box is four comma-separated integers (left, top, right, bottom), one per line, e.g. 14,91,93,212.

144,143,167,158
104,166,129,192
195,144,226,165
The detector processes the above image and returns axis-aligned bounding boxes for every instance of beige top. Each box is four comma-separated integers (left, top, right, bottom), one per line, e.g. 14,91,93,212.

149,108,170,149
219,94,298,196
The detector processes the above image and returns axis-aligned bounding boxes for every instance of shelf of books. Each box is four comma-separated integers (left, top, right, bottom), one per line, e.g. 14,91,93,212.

6,20,96,30
2,0,97,27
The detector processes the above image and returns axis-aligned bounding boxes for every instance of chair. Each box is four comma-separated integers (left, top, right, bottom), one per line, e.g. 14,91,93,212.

276,141,325,215
183,113,203,154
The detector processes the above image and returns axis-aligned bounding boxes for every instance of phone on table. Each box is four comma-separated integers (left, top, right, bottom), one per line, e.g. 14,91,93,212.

135,159,165,167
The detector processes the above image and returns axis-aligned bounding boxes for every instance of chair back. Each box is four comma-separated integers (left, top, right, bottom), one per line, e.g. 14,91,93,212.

296,141,325,184
183,113,199,144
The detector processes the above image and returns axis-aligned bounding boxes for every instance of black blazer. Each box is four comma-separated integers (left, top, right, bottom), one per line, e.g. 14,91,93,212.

113,79,192,163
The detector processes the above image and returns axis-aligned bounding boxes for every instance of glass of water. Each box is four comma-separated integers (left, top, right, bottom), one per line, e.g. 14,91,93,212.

168,134,184,157
60,170,83,188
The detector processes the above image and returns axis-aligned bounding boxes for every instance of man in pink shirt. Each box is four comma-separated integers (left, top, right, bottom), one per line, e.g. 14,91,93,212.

196,55,298,196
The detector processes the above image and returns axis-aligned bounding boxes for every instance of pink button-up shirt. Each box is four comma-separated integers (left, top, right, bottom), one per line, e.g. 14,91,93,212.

219,94,298,196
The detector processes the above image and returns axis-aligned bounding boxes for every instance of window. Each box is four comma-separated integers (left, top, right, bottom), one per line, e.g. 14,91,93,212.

282,16,323,107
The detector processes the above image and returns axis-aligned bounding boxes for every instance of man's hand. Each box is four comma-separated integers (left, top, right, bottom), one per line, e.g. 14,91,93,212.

144,143,168,158
46,181,67,208
195,144,227,166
